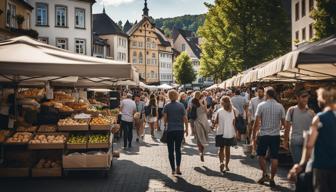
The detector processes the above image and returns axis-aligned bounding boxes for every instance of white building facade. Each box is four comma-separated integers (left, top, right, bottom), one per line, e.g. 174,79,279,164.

28,0,94,55
93,10,128,61
159,51,173,84
292,0,316,50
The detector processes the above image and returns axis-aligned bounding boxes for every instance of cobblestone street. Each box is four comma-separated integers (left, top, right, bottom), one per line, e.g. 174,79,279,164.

1,125,294,192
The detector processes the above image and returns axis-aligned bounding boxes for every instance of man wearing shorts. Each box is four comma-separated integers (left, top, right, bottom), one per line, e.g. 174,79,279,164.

251,88,285,188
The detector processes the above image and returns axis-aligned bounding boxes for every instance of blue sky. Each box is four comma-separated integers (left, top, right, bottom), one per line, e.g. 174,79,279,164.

93,0,214,23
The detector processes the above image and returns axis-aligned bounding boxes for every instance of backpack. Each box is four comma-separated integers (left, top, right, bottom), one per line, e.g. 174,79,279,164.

144,106,151,116
189,104,197,120
151,106,157,117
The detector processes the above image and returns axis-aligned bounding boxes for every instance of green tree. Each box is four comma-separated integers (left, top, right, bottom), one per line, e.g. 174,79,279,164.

173,52,196,85
198,0,291,81
311,0,336,40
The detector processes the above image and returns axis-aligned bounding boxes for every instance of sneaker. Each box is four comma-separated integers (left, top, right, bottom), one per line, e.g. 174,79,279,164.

257,174,270,185
269,180,276,188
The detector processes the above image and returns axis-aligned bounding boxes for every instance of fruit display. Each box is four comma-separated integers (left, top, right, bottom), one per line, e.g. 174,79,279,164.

58,105,74,112
38,125,57,133
17,126,37,132
18,88,44,98
67,135,87,144
65,102,88,111
102,109,119,116
58,118,88,126
106,116,117,124
35,159,61,169
89,134,109,144
90,117,110,125
0,130,13,143
30,134,66,144
54,91,75,102
6,132,32,143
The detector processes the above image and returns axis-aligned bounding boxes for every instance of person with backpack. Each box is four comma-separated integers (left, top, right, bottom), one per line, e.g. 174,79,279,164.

146,94,159,139
284,89,315,164
157,94,166,131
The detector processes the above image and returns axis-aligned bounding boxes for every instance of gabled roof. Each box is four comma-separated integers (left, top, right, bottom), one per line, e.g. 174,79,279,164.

127,16,155,36
93,33,109,46
123,20,133,33
154,31,171,47
174,28,201,59
93,12,128,37
17,0,34,10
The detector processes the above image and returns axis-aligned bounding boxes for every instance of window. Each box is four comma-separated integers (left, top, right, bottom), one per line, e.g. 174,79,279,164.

151,71,154,78
139,52,143,64
309,23,313,39
75,8,85,28
138,42,143,48
309,0,314,11
147,58,151,65
295,2,299,21
295,31,299,41
36,3,48,26
182,44,186,51
118,38,122,47
26,13,31,29
75,39,86,55
6,3,16,28
132,51,137,64
146,42,151,49
301,0,306,17
132,41,137,48
55,5,67,27
38,37,48,44
56,38,68,50
122,39,127,48
302,27,306,41
152,53,156,65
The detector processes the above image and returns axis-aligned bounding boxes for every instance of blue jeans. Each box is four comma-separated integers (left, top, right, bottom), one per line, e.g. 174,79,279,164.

121,120,133,147
167,130,184,171
290,141,303,164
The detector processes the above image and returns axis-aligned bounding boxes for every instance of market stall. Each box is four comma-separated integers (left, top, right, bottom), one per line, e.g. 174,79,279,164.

0,36,136,178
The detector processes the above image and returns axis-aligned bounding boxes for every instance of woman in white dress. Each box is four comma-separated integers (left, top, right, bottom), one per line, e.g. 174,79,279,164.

214,96,237,173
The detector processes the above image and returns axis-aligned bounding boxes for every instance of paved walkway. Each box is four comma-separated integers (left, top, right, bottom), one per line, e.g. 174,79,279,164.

0,126,294,192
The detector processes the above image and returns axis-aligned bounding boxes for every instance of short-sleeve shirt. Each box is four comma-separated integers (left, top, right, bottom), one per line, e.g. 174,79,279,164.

285,106,314,144
120,98,136,122
255,99,285,136
216,108,235,138
163,101,186,132
249,97,265,121
231,95,248,115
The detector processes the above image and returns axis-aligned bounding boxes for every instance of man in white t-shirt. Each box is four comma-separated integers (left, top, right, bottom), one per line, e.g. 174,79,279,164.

120,93,136,148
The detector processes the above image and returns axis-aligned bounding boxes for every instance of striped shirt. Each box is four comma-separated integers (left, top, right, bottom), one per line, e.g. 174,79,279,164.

255,99,285,136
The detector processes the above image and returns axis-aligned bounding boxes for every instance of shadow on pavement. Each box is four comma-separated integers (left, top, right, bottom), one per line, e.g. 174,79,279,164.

194,166,255,184
0,160,209,192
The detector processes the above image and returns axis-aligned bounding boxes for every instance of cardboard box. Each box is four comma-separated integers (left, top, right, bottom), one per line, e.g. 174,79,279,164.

62,154,86,168
0,168,29,177
31,167,62,177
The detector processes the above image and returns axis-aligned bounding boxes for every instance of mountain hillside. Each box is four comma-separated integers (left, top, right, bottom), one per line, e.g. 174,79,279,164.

155,14,205,37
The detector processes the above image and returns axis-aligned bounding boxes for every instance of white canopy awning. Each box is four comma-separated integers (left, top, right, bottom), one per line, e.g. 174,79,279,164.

0,36,138,84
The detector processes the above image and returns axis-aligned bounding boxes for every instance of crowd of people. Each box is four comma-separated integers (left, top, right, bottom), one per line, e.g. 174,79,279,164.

118,86,336,192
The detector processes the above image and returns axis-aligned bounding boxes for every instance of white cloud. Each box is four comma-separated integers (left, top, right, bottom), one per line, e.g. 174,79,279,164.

98,0,137,6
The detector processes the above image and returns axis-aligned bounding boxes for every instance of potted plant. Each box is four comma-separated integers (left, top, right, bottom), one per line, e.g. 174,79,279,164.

16,14,25,29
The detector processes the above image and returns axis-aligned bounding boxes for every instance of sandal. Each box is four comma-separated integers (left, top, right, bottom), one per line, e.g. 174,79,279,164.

220,164,225,172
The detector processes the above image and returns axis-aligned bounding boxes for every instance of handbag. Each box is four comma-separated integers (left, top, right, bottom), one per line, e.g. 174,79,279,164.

160,126,168,143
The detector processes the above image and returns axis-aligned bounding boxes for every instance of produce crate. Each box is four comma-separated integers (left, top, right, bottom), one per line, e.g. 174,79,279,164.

31,167,62,177
90,124,111,131
86,150,112,168
63,153,86,168
58,124,89,131
87,143,110,149
28,133,67,150
38,125,57,133
0,167,30,177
